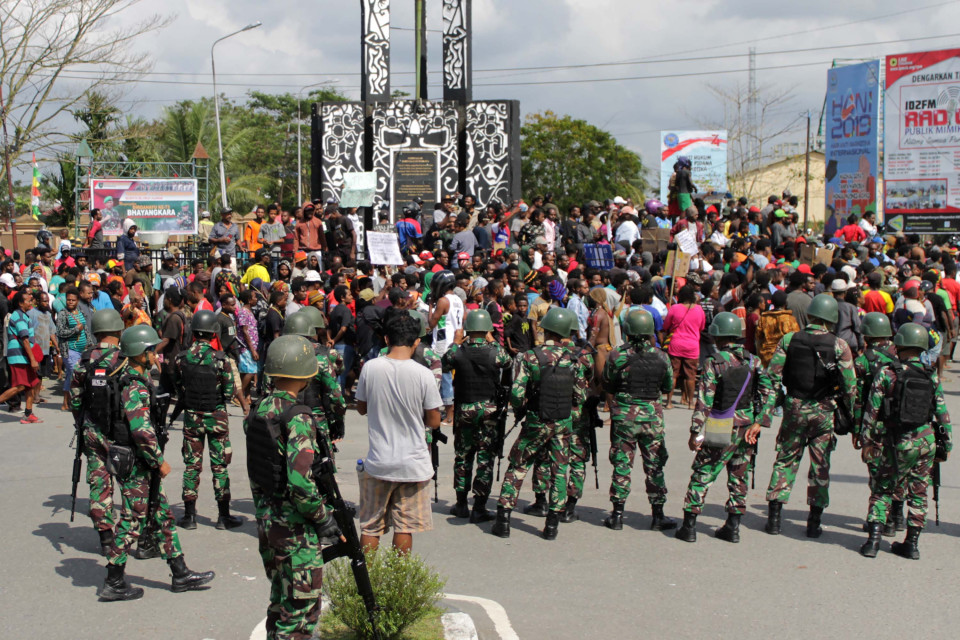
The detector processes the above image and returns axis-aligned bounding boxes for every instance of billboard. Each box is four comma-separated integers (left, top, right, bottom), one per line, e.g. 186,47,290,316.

884,48,960,233
824,61,880,239
660,130,728,203
90,178,198,235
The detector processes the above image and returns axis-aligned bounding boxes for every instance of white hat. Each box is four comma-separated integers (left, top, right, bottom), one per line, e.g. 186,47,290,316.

200,209,211,218
841,265,857,282
0,273,16,288
613,196,627,205
830,279,848,292
303,270,323,283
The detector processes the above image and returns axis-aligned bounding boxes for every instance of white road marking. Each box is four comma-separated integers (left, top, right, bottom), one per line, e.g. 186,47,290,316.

249,617,266,640
445,593,519,640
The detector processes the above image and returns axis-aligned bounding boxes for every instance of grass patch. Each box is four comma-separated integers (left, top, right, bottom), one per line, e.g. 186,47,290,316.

319,608,445,640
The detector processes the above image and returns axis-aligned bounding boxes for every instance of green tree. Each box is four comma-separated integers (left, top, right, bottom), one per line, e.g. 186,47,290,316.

70,91,123,158
520,111,648,212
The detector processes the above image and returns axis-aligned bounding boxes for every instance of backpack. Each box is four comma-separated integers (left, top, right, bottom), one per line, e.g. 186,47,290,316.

888,361,937,434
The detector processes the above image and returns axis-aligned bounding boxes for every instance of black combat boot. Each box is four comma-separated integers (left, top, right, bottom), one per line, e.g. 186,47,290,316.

715,513,741,544
131,527,161,560
806,506,824,538
542,511,560,540
216,499,244,530
884,501,905,537
559,498,579,523
168,555,216,592
469,495,495,523
99,563,144,602
604,502,624,530
522,493,549,517
764,501,782,535
650,504,677,531
98,529,115,557
891,526,921,560
675,511,697,543
449,491,470,518
859,522,882,558
178,500,197,530
490,505,511,538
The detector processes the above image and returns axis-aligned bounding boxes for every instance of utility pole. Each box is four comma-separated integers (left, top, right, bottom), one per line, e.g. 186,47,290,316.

415,0,428,100
803,110,811,232
0,83,18,252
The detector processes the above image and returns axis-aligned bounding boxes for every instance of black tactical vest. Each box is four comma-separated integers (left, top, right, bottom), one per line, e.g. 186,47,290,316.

246,402,312,496
626,348,668,401
531,347,575,422
891,361,936,432
180,352,225,411
783,331,836,400
413,343,429,368
83,347,116,429
713,360,754,413
452,344,498,403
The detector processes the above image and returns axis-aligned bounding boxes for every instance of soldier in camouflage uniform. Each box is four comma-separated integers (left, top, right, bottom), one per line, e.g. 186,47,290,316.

442,309,511,522
559,321,595,524
68,309,125,556
283,310,345,447
492,308,590,540
858,323,952,559
675,312,773,544
174,310,242,531
761,294,856,538
245,335,341,639
100,325,214,602
853,312,901,536
298,305,346,418
382,310,442,391
601,309,677,531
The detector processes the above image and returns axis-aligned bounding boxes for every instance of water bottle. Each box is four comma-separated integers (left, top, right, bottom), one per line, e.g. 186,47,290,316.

356,459,364,474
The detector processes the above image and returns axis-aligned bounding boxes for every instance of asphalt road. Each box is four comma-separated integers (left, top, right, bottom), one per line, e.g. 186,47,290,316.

3,373,960,640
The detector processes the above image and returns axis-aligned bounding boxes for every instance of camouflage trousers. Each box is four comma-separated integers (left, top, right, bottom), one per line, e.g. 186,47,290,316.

868,431,936,529
182,409,233,503
609,418,669,506
107,462,182,566
258,525,323,640
766,400,837,508
83,427,115,532
453,401,498,497
682,428,753,515
566,419,591,501
498,421,570,512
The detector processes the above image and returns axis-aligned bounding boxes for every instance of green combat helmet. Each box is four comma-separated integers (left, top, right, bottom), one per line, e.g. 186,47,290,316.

708,311,742,338
191,309,219,336
408,310,429,338
894,322,929,350
120,325,160,357
264,335,318,379
283,311,315,338
464,309,493,333
299,305,326,331
624,309,655,337
807,293,839,324
541,307,575,337
91,308,124,335
861,312,893,338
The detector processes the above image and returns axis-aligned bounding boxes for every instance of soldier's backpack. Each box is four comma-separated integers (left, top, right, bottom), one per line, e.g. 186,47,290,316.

531,347,575,423
888,361,936,433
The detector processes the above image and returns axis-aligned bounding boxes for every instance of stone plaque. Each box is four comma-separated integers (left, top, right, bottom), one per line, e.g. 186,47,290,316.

392,149,439,216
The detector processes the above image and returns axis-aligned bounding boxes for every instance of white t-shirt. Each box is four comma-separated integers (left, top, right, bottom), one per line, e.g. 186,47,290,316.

356,357,442,482
432,292,464,356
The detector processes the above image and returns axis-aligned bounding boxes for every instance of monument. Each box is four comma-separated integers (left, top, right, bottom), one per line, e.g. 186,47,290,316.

311,0,521,224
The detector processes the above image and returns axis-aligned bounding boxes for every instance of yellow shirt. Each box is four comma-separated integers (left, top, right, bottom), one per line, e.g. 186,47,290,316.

241,263,271,285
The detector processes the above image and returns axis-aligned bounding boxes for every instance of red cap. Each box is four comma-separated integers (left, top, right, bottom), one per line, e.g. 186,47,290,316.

749,206,761,213
797,263,813,275
457,252,470,261
706,205,718,214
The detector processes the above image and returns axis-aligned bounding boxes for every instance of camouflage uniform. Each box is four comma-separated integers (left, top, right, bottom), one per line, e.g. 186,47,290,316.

68,343,123,537
861,356,952,528
107,367,183,567
761,325,856,508
246,390,330,640
565,410,592,501
853,339,900,516
174,341,236,503
518,222,545,247
682,345,773,515
442,337,512,497
309,342,345,443
601,339,674,506
498,341,591,512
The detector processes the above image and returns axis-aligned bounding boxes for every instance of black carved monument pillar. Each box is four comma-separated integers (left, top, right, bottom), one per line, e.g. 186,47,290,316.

442,0,472,104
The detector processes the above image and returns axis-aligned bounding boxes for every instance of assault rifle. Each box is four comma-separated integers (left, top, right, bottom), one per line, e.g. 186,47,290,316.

322,393,346,445
313,432,382,640
69,414,84,522
494,378,510,481
144,397,170,531
582,395,602,489
430,428,448,503
934,421,947,526
814,349,854,436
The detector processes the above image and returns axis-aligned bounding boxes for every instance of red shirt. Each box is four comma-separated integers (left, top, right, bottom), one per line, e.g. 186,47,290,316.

836,224,866,243
862,289,889,314
941,277,960,311
195,298,221,350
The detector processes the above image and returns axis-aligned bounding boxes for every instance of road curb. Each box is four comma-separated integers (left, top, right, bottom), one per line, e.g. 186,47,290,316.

442,612,479,640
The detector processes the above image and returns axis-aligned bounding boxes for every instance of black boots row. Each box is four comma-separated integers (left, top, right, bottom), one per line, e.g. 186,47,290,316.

861,522,921,560
99,557,215,602
604,503,676,531
763,501,821,538
449,491,497,523
675,512,741,544
177,499,244,531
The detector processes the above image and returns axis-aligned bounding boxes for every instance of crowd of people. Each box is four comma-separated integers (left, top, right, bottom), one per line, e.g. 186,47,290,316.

2,184,956,637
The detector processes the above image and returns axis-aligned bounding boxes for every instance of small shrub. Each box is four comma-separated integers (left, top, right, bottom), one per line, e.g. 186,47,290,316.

323,548,446,640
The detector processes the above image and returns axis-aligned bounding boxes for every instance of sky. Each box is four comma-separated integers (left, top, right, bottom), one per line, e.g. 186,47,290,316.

27,0,960,182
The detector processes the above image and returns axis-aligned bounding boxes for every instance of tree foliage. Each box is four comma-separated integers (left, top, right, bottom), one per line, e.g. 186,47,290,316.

520,111,648,212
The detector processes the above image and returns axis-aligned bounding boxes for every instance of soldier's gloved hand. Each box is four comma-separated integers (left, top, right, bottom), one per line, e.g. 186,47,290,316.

315,514,343,545
330,418,345,442
851,434,862,450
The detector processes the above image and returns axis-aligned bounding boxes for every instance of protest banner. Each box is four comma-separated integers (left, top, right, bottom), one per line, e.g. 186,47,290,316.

884,48,960,233
674,228,698,256
641,229,671,254
824,61,880,239
340,171,377,208
800,245,835,267
365,230,404,265
660,131,728,203
584,243,614,270
90,178,197,235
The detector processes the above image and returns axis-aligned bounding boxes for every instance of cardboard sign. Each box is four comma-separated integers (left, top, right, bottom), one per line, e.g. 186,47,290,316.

365,230,404,265
339,171,377,208
641,229,671,254
800,245,834,267
584,243,614,270
665,249,691,279
674,228,698,256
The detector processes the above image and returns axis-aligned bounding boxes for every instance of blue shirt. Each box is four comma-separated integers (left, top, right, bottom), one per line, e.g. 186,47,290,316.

92,290,113,311
117,235,140,271
6,309,32,365
567,294,589,341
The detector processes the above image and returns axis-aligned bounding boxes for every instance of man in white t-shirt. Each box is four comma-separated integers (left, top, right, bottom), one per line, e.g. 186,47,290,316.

356,312,442,553
427,270,463,424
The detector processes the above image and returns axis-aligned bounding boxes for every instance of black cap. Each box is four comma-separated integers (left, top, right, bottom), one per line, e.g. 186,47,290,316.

220,207,233,216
